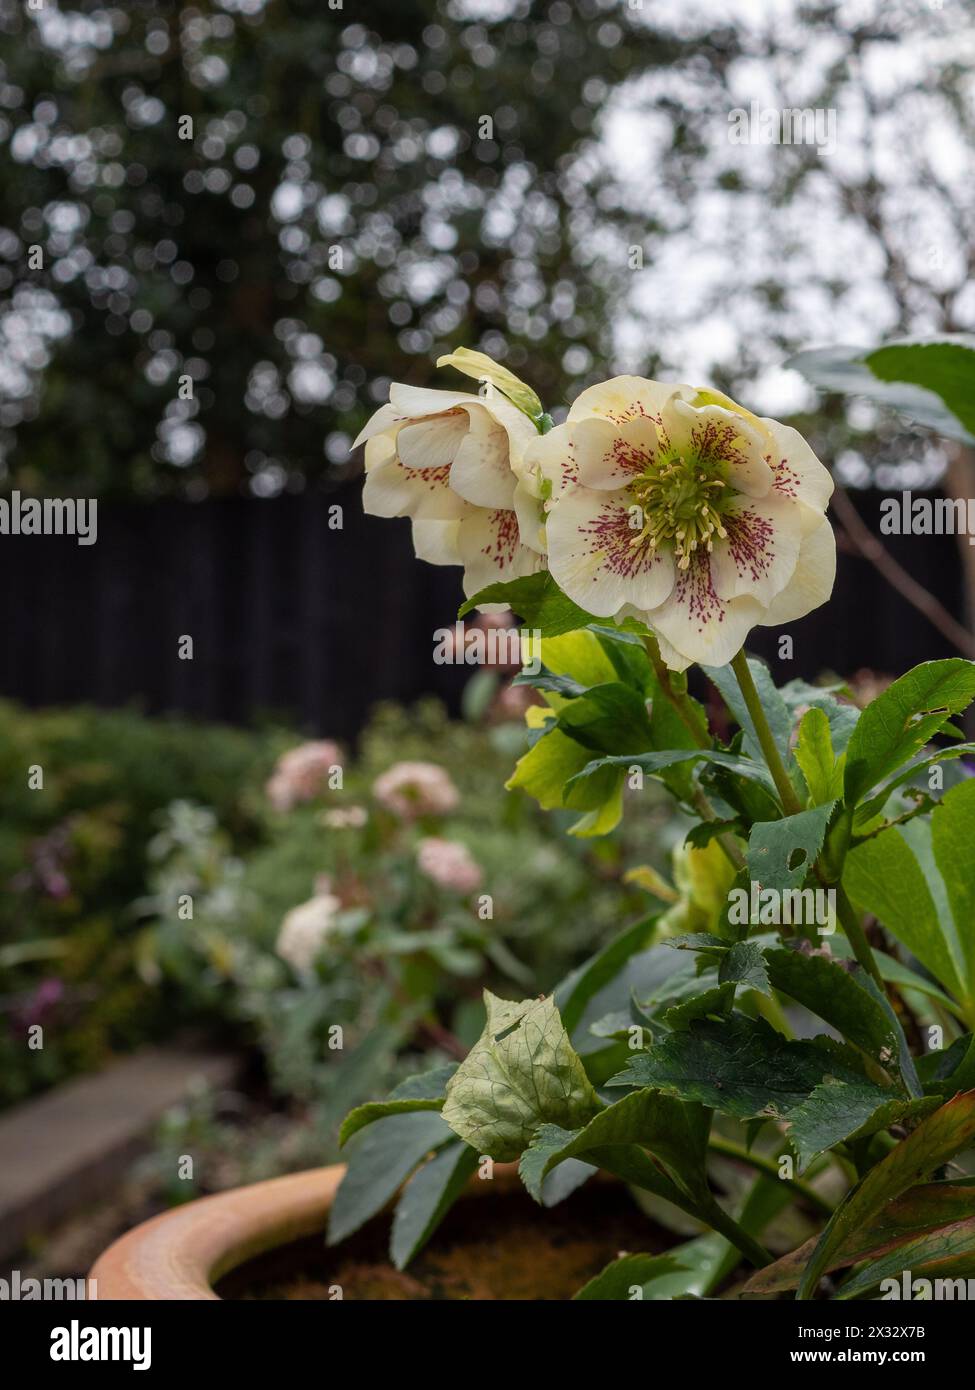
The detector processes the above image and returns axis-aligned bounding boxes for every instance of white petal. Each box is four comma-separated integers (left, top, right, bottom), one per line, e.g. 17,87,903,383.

522,422,577,500
396,412,469,470
761,417,834,533
457,507,545,597
412,518,462,566
652,630,693,673
513,477,548,555
648,550,766,668
352,402,405,449
709,491,801,606
388,383,481,415
760,517,836,625
567,375,684,425
665,392,774,498
448,405,517,510
573,415,659,490
364,434,396,473
472,393,539,469
362,455,466,521
546,484,675,619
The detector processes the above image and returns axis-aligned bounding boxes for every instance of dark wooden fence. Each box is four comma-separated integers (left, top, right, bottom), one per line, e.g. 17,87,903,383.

0,484,964,737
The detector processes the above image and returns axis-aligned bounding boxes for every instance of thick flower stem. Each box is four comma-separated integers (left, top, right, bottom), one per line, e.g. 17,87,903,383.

729,650,803,816
708,1136,835,1217
727,655,887,991
643,634,710,749
698,1198,773,1269
834,882,885,991
643,635,746,871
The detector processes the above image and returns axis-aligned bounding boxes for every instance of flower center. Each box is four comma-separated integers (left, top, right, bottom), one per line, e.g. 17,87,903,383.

628,451,733,570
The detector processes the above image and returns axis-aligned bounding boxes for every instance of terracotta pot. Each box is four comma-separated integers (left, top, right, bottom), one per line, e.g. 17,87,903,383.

90,1165,348,1300
90,1162,529,1300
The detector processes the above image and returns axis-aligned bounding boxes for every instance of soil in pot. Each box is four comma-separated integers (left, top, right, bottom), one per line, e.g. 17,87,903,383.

215,1183,674,1300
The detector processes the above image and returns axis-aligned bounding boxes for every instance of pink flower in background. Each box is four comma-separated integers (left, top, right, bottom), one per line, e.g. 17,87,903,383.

372,761,459,819
416,837,483,894
322,805,368,829
266,740,342,812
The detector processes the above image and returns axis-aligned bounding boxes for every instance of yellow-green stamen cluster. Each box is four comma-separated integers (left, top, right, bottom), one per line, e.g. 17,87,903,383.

628,453,732,570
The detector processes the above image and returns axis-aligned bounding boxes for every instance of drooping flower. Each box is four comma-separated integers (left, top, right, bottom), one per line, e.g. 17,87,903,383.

527,376,835,668
372,761,459,819
354,378,545,597
266,740,343,813
416,837,483,894
276,892,342,973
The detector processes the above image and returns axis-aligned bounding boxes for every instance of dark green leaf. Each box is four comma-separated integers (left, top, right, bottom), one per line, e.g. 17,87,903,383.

327,1109,455,1245
786,1079,938,1169
746,803,835,894
459,571,598,636
764,948,898,1066
609,1014,863,1120
390,1142,479,1270
573,1252,690,1300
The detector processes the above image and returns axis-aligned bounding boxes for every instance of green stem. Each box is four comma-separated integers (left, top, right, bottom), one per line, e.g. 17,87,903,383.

644,634,746,872
644,634,710,749
708,1137,835,1218
697,1195,773,1268
834,882,885,990
729,649,803,816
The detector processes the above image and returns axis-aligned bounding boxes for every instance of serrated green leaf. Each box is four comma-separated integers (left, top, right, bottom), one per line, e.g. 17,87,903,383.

610,1014,863,1120
719,941,771,996
786,1079,938,1169
459,571,597,635
843,659,975,805
327,1109,455,1246
764,948,898,1066
852,742,975,829
518,1088,710,1204
441,991,601,1162
795,706,841,805
573,1252,690,1300
554,681,655,754
797,1090,975,1298
844,824,966,1004
932,778,975,1007
661,983,736,1028
338,1064,457,1145
564,748,776,808
390,1142,479,1270
747,802,835,895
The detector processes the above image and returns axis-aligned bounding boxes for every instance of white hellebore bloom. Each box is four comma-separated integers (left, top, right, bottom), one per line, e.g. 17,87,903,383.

529,376,835,669
354,381,544,597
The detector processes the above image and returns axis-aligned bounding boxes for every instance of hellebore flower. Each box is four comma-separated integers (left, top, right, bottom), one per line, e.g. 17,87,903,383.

527,376,834,668
354,381,543,596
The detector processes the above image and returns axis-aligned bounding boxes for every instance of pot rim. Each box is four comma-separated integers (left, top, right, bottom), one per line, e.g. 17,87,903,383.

89,1164,347,1300
89,1159,525,1300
